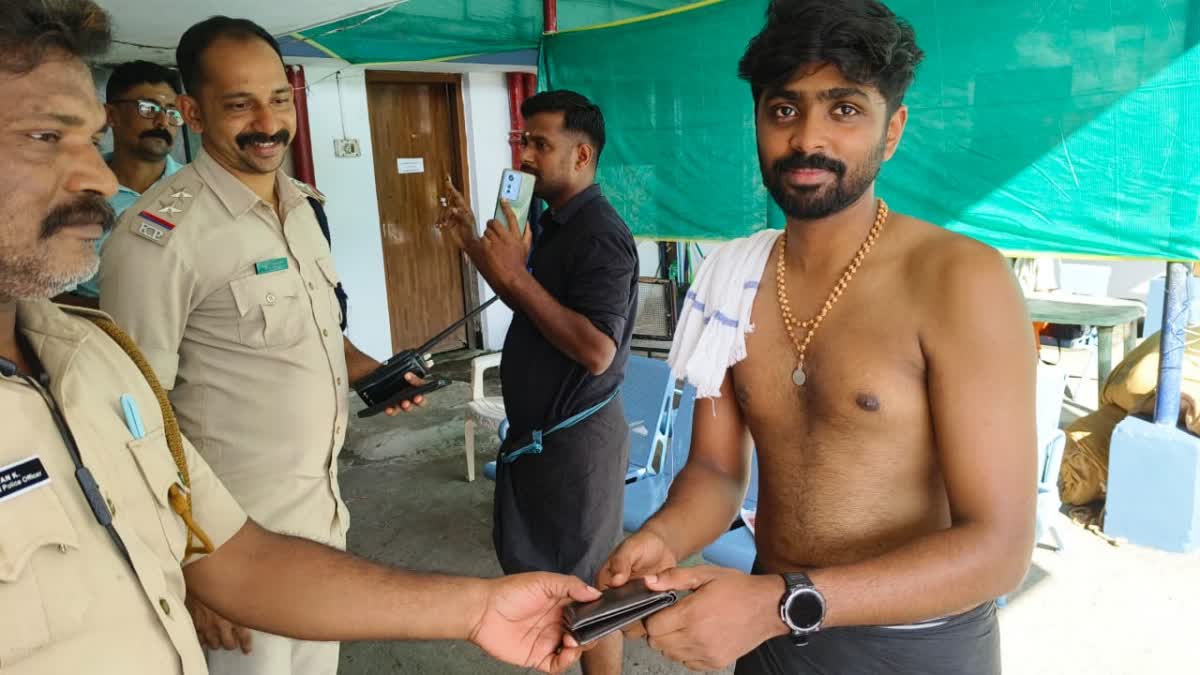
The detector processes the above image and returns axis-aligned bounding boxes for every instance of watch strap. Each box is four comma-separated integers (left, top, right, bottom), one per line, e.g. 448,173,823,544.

779,572,823,646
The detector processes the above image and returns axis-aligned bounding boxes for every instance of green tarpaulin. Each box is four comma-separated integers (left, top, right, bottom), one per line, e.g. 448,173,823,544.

295,0,691,63
299,0,1200,259
542,0,1200,259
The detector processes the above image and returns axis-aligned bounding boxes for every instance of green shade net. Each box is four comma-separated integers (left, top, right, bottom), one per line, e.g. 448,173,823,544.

296,0,693,63
559,0,696,28
543,0,1200,259
295,1,541,62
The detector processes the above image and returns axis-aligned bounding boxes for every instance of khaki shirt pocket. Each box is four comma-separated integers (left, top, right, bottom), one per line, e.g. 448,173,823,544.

126,428,189,563
229,271,306,350
315,256,343,327
0,483,88,667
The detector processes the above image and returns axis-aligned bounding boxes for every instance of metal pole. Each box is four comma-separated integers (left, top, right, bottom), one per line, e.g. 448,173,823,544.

543,0,558,33
1154,261,1191,425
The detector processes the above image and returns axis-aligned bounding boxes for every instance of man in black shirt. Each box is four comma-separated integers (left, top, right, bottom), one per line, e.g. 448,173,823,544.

440,90,638,675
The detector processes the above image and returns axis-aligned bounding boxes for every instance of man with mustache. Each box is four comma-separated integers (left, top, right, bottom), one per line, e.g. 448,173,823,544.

439,90,639,675
56,60,184,308
599,1,1036,673
100,16,424,675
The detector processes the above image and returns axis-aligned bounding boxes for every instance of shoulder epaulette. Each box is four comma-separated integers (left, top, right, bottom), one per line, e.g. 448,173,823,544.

291,178,326,205
128,173,204,247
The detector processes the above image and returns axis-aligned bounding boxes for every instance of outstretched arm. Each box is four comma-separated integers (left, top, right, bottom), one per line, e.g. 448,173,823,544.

185,520,600,672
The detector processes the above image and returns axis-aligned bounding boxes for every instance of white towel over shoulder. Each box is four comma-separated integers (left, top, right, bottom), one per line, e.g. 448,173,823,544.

668,229,782,399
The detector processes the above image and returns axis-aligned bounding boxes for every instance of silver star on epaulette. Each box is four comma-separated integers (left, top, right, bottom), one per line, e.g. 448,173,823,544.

158,204,184,215
169,190,193,200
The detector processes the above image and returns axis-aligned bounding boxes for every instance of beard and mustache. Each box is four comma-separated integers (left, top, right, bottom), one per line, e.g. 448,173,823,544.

0,195,116,300
41,195,115,240
762,137,886,221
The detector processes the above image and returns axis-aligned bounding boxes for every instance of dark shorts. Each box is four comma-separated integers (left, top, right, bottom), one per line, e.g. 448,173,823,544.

735,600,1002,675
492,395,630,584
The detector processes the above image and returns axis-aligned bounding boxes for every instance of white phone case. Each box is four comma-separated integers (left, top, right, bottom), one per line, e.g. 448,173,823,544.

495,169,536,233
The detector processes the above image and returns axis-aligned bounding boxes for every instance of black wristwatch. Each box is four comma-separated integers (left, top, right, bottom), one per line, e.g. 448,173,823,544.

779,572,826,646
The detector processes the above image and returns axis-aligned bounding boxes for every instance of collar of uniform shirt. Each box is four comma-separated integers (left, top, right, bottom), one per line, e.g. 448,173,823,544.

192,151,306,219
16,299,90,342
192,151,258,218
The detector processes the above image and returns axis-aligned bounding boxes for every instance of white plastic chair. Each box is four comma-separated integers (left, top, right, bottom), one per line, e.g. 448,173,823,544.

463,353,504,481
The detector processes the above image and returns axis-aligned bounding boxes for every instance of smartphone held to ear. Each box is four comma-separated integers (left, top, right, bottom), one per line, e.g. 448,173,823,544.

495,169,536,233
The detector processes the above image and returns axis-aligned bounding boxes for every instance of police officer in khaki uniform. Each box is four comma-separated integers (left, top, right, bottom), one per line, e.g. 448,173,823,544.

98,16,413,675
0,2,599,674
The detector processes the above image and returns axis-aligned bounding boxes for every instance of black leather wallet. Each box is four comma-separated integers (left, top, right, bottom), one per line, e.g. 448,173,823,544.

563,580,679,646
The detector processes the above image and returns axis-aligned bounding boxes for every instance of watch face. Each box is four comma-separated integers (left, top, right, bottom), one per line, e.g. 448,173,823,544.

786,589,824,631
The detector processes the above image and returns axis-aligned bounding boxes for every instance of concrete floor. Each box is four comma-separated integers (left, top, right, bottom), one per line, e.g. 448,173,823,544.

337,449,708,675
334,351,1199,674
337,350,722,674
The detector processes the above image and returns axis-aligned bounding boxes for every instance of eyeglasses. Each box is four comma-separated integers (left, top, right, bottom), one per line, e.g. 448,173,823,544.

111,99,185,127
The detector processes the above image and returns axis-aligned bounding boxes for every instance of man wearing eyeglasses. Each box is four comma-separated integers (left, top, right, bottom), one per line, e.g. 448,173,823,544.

57,61,184,308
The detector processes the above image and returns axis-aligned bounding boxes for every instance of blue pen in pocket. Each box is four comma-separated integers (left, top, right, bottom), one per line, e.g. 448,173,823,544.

120,394,145,440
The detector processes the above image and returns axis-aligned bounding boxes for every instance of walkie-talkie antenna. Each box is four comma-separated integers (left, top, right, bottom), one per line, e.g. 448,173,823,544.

415,296,500,355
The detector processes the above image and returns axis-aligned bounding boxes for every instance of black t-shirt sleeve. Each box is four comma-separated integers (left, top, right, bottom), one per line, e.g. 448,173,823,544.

566,230,638,343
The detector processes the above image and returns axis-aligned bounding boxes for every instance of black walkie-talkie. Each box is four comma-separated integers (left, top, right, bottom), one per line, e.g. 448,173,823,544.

354,296,500,418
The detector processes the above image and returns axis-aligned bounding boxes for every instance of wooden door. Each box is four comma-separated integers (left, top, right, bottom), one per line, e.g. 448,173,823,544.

366,72,472,353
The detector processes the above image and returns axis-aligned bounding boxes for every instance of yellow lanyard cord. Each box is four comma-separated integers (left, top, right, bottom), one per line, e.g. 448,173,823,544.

86,317,215,559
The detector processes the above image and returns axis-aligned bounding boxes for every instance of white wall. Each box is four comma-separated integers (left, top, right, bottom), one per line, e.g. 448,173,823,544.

305,65,515,358
305,66,394,360
462,72,516,351
637,241,659,277
1104,260,1168,301
1033,257,1168,303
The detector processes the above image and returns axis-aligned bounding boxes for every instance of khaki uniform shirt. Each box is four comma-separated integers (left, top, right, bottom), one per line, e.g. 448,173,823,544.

0,301,247,673
100,151,351,547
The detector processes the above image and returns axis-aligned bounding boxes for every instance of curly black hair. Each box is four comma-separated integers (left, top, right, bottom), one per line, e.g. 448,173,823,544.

0,0,111,75
739,0,924,112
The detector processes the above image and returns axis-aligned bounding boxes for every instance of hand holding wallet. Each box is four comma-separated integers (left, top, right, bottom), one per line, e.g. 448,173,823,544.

563,579,679,646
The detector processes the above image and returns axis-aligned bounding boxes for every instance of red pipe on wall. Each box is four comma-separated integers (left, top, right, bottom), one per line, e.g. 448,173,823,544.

285,65,317,187
506,1,551,170
506,72,526,169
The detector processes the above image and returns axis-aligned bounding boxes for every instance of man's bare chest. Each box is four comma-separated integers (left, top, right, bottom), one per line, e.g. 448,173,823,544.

732,284,928,440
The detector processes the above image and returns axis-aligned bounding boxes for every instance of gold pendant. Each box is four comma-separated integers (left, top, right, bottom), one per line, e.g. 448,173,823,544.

792,367,806,386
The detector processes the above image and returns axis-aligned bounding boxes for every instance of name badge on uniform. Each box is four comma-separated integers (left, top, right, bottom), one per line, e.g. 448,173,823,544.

255,258,289,275
0,456,51,504
134,211,177,246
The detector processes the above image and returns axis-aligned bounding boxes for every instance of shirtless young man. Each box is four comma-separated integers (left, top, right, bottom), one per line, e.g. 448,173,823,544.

598,2,1038,673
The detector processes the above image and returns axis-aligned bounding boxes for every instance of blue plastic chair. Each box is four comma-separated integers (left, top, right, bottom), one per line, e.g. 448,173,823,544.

1033,364,1068,552
483,355,675,482
700,451,760,573
997,364,1068,608
622,356,675,481
996,423,1068,609
623,384,697,532
1035,429,1067,551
